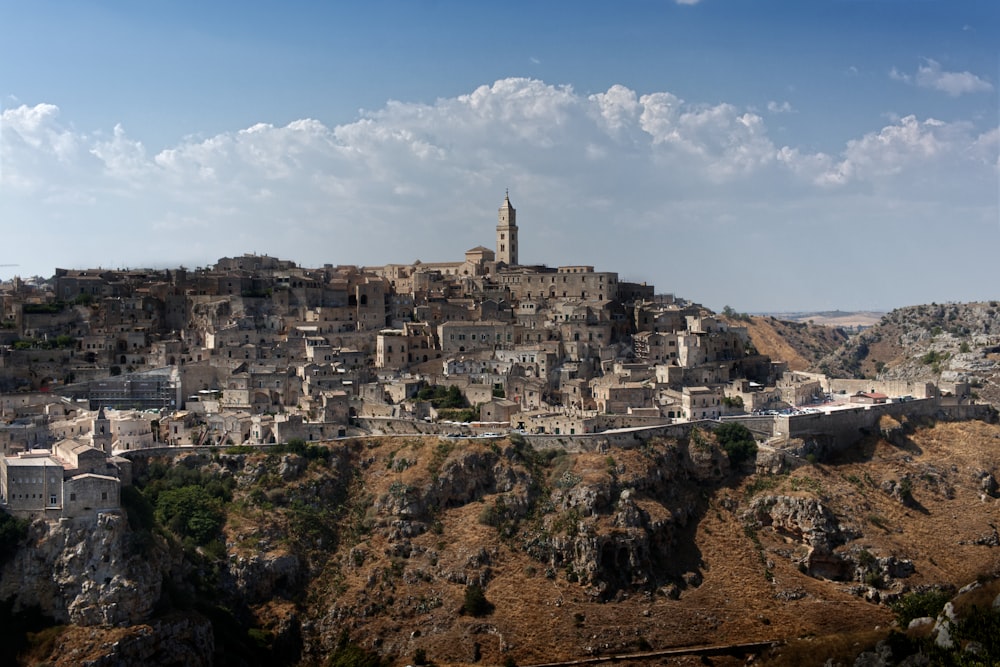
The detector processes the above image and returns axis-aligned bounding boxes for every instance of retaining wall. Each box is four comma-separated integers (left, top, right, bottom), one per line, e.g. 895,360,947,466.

777,398,994,451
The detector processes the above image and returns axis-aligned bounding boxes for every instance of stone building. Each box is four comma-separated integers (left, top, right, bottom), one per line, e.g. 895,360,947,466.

682,385,724,421
0,434,127,520
498,265,620,303
438,321,519,355
375,322,438,370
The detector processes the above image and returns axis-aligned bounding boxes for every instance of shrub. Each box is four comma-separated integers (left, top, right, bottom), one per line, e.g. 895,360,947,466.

863,571,884,588
715,422,758,466
953,604,1000,657
247,627,273,650
891,589,951,627
722,395,744,408
326,630,389,667
416,384,468,409
462,584,494,617
154,486,225,546
920,350,949,365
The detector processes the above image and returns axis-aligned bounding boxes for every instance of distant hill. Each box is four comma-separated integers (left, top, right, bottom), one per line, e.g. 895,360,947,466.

814,301,1000,403
730,303,1000,406
756,310,885,331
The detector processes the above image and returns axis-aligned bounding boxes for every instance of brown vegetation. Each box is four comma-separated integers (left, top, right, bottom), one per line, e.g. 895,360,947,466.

27,419,1000,667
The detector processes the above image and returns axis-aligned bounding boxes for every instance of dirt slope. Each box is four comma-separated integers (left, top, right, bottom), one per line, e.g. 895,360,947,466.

725,315,849,372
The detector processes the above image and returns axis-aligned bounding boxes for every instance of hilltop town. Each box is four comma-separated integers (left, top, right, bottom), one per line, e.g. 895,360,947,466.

2,196,1000,667
0,194,988,522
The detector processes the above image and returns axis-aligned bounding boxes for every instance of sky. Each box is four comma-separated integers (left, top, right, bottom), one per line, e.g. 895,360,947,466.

1,1,998,313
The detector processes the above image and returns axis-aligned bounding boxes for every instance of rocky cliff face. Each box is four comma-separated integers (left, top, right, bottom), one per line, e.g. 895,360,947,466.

0,511,178,626
6,419,1000,666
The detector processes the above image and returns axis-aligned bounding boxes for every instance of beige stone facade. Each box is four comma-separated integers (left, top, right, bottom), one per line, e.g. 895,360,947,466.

0,435,125,520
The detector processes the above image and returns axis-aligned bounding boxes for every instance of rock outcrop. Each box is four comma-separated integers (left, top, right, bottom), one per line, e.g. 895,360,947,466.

0,512,177,626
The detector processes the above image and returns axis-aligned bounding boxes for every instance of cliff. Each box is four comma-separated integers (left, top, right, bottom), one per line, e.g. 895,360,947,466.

3,419,1000,666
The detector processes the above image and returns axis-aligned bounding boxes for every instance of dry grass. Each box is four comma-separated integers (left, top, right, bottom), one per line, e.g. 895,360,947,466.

759,629,889,667
275,423,1000,664
727,315,848,372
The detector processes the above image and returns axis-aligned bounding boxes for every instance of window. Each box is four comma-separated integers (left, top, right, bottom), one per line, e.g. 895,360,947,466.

70,493,76,501
101,492,108,501
49,494,57,505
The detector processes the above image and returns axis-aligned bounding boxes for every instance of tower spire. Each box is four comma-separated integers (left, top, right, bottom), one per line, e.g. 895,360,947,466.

496,191,518,266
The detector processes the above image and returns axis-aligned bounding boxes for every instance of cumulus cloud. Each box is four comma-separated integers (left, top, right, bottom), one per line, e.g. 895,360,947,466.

776,114,991,193
767,101,793,114
891,59,993,96
1,78,996,307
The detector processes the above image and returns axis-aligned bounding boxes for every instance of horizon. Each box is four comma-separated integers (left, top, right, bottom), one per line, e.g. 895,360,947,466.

2,1,997,313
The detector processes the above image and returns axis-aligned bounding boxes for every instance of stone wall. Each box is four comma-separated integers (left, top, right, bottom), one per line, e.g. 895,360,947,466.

777,398,995,451
826,378,936,399
522,421,714,453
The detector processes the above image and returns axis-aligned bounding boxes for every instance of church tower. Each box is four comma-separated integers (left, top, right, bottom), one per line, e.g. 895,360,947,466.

496,190,518,266
93,406,113,455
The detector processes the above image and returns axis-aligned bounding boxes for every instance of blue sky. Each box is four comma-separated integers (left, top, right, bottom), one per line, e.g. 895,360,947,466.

2,1,997,312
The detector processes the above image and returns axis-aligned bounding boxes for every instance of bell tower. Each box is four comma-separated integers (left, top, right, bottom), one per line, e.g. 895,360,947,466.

93,406,113,455
496,190,518,266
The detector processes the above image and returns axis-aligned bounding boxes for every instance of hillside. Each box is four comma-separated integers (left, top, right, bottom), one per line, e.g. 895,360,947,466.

816,302,1000,403
724,314,849,372
7,418,1000,666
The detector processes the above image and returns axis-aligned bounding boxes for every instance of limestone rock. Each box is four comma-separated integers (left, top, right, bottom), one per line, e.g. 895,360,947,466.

225,550,302,603
0,512,178,627
744,495,843,552
59,614,215,667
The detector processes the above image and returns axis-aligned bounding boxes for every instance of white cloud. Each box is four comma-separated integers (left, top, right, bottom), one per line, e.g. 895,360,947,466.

675,0,702,4
638,98,777,179
1,78,996,311
766,101,794,114
892,59,993,96
775,114,993,193
589,84,641,132
889,67,910,84
90,123,151,181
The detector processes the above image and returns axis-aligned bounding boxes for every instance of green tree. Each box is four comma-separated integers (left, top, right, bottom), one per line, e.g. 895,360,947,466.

714,422,758,466
155,486,225,545
53,334,76,349
443,385,466,409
